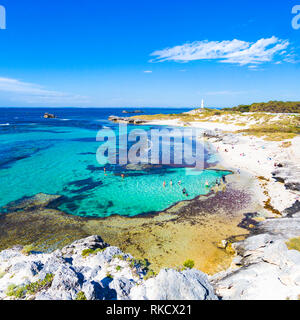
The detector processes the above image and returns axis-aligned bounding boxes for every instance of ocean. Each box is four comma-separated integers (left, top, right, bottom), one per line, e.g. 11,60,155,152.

0,107,229,217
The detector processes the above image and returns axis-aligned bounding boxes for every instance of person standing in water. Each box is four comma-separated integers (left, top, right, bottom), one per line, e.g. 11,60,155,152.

205,180,209,188
121,174,125,179
170,180,173,187
163,181,166,188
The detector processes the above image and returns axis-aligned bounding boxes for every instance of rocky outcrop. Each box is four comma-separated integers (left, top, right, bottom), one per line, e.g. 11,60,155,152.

130,269,216,300
122,110,144,114
203,129,240,145
0,235,216,300
272,162,300,191
212,215,300,300
43,113,56,119
108,116,147,124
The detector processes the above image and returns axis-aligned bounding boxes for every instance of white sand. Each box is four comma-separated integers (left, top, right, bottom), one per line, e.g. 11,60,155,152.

146,119,300,215
147,119,243,131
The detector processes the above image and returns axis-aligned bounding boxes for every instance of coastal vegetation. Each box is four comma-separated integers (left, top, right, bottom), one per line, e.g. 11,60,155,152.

75,291,87,300
21,244,36,256
183,259,195,269
81,247,105,257
144,269,157,280
236,116,300,141
131,105,300,141
6,273,54,299
286,237,300,252
225,101,300,113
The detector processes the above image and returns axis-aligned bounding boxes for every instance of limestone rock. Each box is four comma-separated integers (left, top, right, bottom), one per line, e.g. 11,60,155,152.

130,269,217,300
0,235,217,300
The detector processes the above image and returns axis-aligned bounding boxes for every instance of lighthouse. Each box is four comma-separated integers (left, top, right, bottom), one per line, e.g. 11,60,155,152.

201,99,204,109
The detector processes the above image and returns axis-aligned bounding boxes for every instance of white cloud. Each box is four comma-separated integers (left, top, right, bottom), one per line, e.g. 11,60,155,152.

150,36,291,66
0,77,89,105
143,70,153,73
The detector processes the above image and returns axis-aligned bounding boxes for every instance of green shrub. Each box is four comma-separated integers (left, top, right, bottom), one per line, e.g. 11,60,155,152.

6,284,26,299
183,259,195,269
286,237,300,251
25,273,54,295
144,269,157,280
81,248,105,257
116,266,122,271
230,101,300,113
21,244,36,256
113,254,125,260
6,284,18,297
6,273,54,298
75,291,87,300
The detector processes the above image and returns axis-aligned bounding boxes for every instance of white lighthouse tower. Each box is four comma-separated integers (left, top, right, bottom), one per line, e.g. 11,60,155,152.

201,99,204,109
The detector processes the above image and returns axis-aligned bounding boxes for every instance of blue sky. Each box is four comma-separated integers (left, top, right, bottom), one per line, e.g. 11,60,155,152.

0,0,299,108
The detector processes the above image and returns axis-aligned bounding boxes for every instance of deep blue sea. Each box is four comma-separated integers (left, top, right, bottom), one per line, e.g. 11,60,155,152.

0,108,229,217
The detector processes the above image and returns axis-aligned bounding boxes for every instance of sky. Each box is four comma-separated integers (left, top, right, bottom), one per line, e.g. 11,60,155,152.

0,0,300,108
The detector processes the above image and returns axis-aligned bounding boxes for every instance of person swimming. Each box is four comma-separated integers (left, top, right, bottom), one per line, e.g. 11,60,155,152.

182,188,186,194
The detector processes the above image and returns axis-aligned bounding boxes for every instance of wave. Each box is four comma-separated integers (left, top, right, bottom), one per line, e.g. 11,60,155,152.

0,123,10,126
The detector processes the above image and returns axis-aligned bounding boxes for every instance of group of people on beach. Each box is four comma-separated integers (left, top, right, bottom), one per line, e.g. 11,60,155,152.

162,175,227,197
163,179,190,197
103,167,227,197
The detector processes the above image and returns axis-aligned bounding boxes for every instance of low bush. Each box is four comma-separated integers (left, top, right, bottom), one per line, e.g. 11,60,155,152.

183,259,195,269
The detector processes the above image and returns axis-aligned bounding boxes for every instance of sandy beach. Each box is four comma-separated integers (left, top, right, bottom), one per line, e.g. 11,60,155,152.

146,117,300,217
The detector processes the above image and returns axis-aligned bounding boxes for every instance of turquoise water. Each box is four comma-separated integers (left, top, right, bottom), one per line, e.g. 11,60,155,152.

0,108,229,217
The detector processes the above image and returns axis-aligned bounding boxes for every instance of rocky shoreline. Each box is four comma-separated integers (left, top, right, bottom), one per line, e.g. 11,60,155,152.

0,235,217,300
1,224,300,300
1,118,300,299
108,115,147,124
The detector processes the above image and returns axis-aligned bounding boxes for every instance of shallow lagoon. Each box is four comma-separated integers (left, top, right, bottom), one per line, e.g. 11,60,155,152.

0,108,229,217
